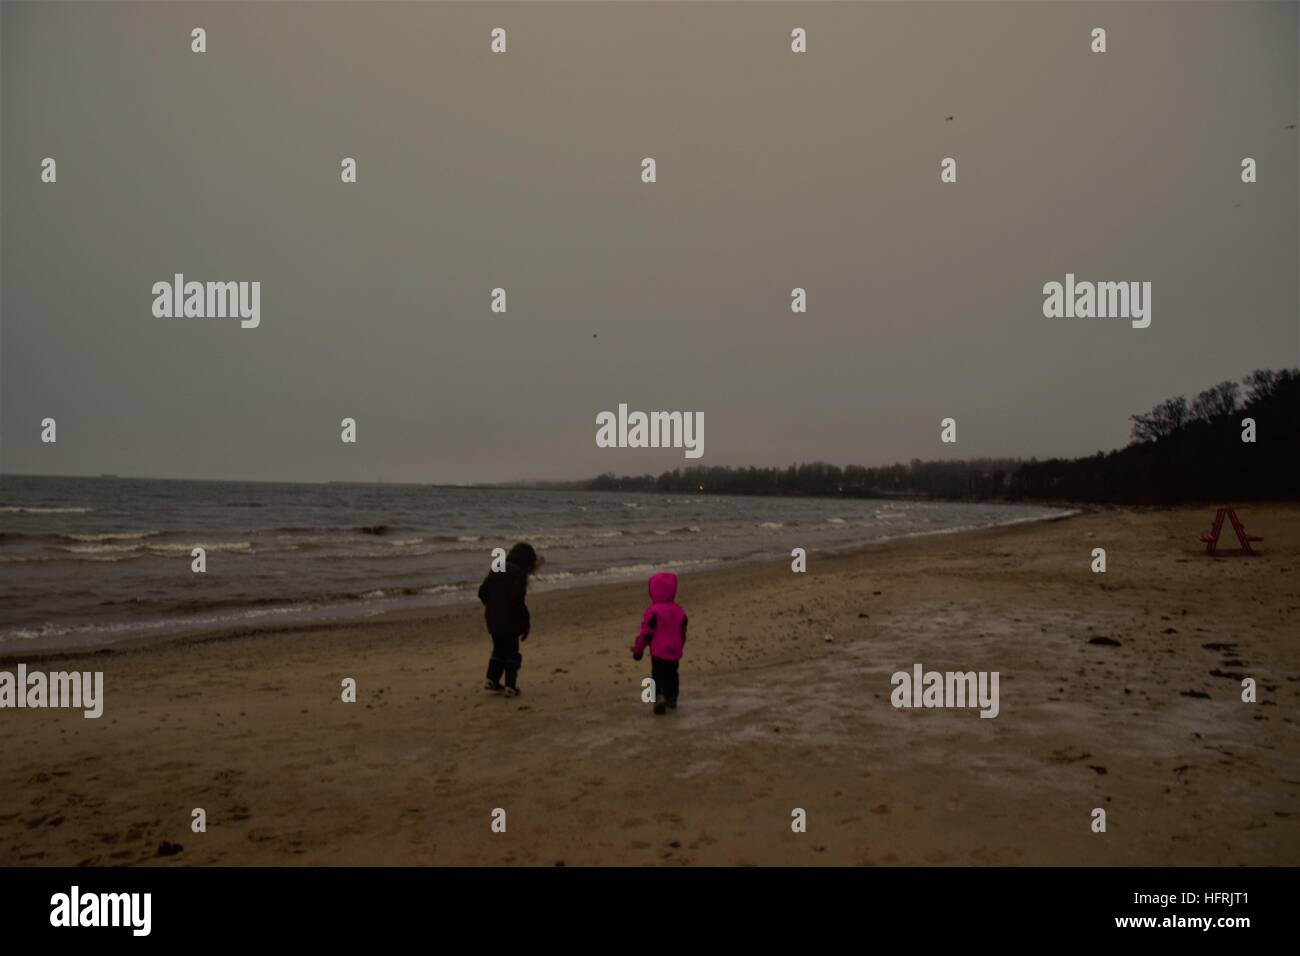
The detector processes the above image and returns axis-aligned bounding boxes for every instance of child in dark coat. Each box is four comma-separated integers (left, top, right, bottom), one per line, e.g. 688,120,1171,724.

478,542,540,697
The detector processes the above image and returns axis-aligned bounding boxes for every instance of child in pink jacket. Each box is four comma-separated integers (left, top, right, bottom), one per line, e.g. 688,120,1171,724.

631,572,688,715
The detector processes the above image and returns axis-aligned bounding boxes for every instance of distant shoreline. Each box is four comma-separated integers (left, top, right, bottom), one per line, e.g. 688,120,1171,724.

0,470,1161,512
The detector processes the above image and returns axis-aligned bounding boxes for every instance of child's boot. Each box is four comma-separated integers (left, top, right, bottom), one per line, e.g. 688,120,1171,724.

667,698,678,711
653,695,667,715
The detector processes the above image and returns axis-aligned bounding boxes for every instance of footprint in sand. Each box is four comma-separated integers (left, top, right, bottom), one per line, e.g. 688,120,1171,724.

1046,747,1092,764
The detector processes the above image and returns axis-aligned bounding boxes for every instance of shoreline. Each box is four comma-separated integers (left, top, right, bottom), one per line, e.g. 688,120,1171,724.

3,503,1295,866
0,504,1084,663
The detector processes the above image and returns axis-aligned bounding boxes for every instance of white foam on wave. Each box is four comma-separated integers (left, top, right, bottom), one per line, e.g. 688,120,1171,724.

0,506,95,514
534,557,718,587
0,603,304,645
147,541,253,554
61,542,142,555
420,584,464,595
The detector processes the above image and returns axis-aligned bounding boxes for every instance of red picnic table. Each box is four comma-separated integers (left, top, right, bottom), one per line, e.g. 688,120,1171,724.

1199,506,1263,556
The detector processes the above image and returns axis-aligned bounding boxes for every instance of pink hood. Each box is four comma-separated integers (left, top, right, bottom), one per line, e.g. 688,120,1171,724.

648,572,677,603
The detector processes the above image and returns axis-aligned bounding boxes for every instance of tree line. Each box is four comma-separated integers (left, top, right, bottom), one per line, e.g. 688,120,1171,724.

583,369,1299,505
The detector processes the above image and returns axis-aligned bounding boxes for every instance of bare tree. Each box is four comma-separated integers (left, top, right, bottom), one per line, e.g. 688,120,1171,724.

1190,380,1240,421
1240,368,1300,405
1130,396,1190,443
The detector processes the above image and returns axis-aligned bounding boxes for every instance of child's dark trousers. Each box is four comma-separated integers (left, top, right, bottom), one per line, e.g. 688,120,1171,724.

651,657,680,703
486,633,522,688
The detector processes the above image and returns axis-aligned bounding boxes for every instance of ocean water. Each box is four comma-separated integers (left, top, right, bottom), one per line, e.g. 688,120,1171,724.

0,475,1069,650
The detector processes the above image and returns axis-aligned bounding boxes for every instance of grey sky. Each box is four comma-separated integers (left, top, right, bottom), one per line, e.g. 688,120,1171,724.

3,1,1296,484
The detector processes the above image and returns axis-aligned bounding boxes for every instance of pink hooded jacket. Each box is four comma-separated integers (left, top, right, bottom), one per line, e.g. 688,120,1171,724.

631,572,688,661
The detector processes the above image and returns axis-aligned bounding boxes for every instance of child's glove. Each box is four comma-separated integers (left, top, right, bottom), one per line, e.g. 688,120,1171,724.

631,647,643,661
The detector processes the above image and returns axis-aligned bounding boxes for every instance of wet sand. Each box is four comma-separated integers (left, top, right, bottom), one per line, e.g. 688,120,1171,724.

2,504,1297,866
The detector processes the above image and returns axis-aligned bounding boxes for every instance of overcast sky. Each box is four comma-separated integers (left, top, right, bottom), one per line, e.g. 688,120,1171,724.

3,1,1296,484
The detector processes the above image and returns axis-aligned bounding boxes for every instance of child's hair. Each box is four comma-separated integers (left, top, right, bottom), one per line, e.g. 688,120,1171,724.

506,542,539,575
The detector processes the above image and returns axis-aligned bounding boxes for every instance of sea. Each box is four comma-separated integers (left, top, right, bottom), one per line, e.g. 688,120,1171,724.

0,474,1070,651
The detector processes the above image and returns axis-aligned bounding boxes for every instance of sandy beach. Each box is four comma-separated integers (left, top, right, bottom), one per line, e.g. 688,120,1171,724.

2,505,1297,866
